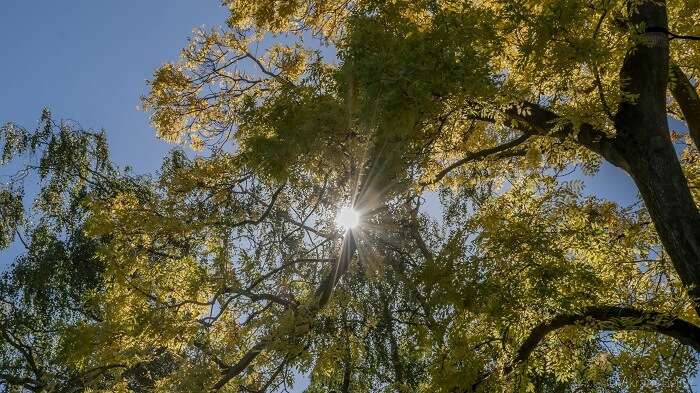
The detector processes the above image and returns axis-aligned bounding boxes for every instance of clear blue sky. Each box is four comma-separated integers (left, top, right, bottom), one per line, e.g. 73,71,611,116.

1,1,226,172
2,1,677,391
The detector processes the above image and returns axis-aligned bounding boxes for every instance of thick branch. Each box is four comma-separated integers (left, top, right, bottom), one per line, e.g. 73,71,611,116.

502,102,630,171
670,64,700,150
428,134,530,185
473,306,700,389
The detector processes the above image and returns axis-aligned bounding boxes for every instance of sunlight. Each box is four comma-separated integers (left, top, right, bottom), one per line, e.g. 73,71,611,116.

335,206,360,230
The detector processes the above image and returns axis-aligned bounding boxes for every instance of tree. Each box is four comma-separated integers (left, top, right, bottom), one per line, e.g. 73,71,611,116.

0,111,116,391
2,0,700,391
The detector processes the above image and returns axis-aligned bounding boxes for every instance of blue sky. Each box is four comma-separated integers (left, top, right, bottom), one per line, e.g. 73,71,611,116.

1,1,226,171
1,1,677,391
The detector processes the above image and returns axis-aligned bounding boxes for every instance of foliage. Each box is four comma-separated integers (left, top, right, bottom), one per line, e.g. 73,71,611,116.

2,0,700,392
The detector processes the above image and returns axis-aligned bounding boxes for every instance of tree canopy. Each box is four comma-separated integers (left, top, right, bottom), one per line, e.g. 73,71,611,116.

1,0,700,391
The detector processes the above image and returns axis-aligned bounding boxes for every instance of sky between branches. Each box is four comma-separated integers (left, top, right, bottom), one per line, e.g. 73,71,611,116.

0,1,661,391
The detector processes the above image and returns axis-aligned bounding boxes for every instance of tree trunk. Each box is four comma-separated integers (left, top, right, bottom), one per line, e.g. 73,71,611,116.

670,64,700,151
613,0,700,314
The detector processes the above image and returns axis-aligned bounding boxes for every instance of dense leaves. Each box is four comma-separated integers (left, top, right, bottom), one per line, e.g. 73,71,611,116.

2,0,700,392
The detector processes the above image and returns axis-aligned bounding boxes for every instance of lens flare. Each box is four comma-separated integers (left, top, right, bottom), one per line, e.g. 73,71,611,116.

335,206,360,230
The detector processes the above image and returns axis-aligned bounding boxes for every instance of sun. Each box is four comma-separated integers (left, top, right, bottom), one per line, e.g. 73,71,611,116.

335,206,360,230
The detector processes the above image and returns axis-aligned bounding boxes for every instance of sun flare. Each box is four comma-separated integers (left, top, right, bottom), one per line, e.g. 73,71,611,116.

335,206,360,230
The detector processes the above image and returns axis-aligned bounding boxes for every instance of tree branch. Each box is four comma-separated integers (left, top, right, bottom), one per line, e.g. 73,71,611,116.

242,291,298,309
670,64,700,150
0,325,42,381
231,184,285,227
502,101,630,171
211,232,357,390
427,134,530,185
0,373,39,391
472,306,700,390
